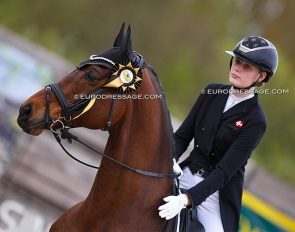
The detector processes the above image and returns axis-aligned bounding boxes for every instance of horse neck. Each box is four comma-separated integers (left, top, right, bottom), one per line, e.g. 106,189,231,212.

83,67,174,225
105,67,174,174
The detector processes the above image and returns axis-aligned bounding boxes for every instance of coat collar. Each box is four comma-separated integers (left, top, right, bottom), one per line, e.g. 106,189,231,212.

222,91,259,120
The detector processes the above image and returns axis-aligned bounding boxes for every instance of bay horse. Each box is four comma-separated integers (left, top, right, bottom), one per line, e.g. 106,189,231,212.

17,23,176,231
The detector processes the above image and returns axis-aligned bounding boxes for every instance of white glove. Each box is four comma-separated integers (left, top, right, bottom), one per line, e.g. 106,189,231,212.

158,194,188,220
173,159,183,178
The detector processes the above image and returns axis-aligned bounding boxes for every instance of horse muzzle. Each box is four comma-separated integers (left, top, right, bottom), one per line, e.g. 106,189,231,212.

17,103,46,135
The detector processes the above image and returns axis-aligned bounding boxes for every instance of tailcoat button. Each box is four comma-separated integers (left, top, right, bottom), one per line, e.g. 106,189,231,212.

196,144,199,147
202,128,205,131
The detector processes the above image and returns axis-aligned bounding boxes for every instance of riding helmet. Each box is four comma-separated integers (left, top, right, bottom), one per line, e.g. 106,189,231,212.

225,36,278,83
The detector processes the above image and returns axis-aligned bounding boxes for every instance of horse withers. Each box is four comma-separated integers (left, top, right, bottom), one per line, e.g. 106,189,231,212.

17,23,176,231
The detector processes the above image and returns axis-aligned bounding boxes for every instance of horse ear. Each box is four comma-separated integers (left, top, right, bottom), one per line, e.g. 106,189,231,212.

120,24,133,62
113,22,125,47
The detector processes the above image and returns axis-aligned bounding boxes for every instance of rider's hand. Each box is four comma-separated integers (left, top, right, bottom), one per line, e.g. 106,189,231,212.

158,194,188,220
173,159,183,179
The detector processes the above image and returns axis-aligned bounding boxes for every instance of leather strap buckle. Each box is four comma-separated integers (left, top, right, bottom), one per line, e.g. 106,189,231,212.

196,168,205,177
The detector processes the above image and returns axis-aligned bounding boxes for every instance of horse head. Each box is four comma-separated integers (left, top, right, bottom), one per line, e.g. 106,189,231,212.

17,23,157,136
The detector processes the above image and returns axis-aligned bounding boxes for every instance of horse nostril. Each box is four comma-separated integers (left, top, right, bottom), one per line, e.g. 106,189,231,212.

20,104,32,117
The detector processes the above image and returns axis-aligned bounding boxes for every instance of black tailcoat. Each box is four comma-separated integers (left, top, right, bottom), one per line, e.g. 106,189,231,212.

174,83,266,231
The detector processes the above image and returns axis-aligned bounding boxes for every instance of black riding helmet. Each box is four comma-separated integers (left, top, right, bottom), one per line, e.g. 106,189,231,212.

225,36,278,88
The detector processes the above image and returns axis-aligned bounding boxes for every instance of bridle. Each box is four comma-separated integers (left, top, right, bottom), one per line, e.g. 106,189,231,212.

45,51,145,133
43,56,179,179
45,82,115,133
44,79,119,168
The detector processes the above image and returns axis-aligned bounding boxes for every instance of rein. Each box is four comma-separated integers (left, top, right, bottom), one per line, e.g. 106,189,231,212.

52,128,178,178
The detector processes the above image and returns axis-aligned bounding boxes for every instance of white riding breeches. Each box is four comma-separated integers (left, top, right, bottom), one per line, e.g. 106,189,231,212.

179,166,224,232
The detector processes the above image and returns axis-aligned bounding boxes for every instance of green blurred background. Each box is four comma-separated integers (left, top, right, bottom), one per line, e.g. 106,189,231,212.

1,0,295,186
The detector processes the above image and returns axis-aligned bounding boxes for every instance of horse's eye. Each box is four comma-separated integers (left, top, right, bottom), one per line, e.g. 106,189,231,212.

85,70,100,82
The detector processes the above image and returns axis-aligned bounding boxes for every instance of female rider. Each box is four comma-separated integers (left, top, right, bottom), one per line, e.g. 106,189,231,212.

158,36,279,231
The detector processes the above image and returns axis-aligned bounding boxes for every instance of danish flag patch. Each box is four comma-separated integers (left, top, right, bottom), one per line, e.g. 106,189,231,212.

235,120,244,128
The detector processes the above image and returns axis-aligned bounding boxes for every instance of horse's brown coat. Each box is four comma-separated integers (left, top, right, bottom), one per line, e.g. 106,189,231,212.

17,25,174,231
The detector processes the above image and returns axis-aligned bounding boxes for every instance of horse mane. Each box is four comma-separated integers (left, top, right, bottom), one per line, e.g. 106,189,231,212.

145,63,174,132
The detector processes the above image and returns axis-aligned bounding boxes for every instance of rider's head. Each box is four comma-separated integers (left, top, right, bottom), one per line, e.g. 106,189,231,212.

225,36,278,90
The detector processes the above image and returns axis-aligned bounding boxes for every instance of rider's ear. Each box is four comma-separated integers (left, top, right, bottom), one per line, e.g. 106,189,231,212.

259,71,267,83
120,24,133,64
113,22,125,47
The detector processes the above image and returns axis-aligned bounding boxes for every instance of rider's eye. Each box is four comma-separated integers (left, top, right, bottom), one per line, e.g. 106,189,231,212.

85,70,99,82
234,59,240,64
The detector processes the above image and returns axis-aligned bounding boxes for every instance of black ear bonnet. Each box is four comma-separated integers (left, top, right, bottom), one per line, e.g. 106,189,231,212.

76,47,122,71
76,23,144,71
